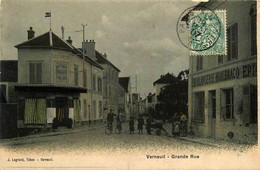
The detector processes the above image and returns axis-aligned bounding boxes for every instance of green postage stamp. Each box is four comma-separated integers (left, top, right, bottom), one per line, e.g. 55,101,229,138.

188,10,226,56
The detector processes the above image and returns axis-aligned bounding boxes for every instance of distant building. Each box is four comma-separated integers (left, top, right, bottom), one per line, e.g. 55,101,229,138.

187,1,257,143
119,77,132,121
132,93,141,119
82,40,104,124
96,52,120,118
153,73,176,105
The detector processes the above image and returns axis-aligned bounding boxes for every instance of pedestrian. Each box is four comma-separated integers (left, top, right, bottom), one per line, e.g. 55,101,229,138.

137,115,144,134
107,109,116,132
129,116,135,134
146,116,152,135
180,112,187,136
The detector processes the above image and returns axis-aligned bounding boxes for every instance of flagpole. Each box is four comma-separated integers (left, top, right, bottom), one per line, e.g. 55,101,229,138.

50,11,52,30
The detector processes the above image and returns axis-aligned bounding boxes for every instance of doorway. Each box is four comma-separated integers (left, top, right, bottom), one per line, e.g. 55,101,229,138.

209,90,216,138
55,97,69,126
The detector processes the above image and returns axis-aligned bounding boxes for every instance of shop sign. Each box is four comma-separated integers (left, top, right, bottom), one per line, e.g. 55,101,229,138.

193,62,257,87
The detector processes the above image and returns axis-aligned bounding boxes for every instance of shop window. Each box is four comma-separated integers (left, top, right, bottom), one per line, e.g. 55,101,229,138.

227,23,238,61
74,65,78,86
222,89,234,120
196,56,203,71
29,63,42,84
68,99,74,108
193,92,205,121
250,4,257,56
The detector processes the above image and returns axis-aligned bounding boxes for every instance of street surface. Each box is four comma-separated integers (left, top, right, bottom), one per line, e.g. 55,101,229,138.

0,122,255,156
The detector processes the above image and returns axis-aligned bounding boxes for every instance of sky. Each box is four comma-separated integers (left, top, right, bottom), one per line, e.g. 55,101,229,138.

1,0,197,98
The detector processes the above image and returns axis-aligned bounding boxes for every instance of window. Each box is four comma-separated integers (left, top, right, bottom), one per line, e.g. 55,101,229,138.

218,55,223,64
92,100,96,119
223,89,234,119
29,63,42,83
83,70,87,88
74,65,78,86
99,101,102,118
92,74,96,91
84,99,87,119
250,4,257,56
242,85,257,124
97,77,102,92
193,92,205,121
196,56,203,71
227,23,238,61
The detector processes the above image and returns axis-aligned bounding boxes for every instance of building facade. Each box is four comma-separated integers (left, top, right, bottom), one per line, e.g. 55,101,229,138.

119,77,133,121
15,28,102,131
96,52,121,118
82,40,104,124
188,1,257,143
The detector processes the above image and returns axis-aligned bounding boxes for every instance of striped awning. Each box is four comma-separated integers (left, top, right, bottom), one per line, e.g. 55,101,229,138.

15,83,87,93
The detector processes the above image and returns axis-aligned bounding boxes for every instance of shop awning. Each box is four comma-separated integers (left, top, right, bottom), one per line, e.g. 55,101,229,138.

15,84,87,93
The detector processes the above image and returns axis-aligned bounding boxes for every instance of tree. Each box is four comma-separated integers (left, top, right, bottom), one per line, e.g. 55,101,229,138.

157,69,189,121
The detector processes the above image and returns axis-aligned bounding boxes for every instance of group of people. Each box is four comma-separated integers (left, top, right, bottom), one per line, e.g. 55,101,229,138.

107,109,188,136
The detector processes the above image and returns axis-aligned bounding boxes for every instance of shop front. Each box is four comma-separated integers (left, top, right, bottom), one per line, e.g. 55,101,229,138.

15,84,86,135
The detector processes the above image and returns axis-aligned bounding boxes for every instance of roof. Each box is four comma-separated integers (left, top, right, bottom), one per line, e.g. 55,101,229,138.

96,51,120,72
0,60,18,82
119,77,130,92
153,73,176,86
15,31,73,50
15,30,103,70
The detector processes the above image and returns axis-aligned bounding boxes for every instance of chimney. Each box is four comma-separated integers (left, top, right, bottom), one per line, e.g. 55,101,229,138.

27,27,35,40
66,36,72,45
103,53,107,59
82,39,96,61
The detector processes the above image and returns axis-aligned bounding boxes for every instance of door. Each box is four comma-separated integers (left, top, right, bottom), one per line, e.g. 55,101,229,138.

209,91,216,138
55,97,69,125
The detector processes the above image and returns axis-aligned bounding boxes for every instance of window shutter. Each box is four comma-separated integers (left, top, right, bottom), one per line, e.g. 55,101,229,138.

242,86,250,124
29,63,35,83
227,27,231,61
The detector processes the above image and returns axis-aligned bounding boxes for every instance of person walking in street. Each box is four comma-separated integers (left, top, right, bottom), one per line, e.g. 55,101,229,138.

137,115,144,134
129,116,135,134
107,109,116,133
180,112,187,136
146,116,152,135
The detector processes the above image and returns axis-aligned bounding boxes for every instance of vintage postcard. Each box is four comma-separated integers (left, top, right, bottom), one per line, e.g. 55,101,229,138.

0,0,259,169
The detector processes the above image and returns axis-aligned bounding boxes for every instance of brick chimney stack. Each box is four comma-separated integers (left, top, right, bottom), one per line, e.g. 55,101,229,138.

82,40,96,61
66,36,72,45
27,27,35,40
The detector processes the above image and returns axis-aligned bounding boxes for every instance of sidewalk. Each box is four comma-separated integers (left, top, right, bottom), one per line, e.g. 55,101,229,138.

0,123,104,142
162,123,256,150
